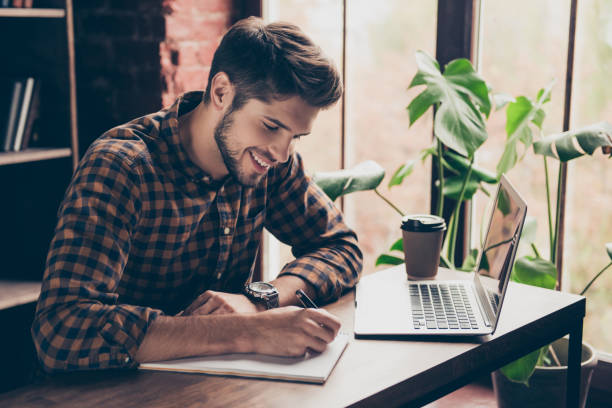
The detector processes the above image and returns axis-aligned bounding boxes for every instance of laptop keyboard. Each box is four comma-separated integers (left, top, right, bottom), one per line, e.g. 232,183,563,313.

409,283,479,330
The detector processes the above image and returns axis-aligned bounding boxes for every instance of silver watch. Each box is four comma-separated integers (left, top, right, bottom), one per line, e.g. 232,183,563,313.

244,282,280,309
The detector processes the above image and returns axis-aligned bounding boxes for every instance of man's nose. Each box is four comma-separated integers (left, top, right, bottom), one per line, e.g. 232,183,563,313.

269,135,294,163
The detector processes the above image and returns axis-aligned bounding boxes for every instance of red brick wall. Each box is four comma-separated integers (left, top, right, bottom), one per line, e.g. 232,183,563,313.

74,0,237,153
160,0,232,107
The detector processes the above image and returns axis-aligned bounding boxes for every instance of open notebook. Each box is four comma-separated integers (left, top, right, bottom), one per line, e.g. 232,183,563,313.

139,332,349,384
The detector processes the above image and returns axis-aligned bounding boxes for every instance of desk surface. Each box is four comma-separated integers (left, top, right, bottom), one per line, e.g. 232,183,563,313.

0,267,585,408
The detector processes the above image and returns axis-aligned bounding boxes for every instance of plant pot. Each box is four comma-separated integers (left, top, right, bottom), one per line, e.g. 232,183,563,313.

491,337,598,408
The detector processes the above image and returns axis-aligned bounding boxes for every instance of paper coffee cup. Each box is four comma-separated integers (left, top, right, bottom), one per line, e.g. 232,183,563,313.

401,214,446,280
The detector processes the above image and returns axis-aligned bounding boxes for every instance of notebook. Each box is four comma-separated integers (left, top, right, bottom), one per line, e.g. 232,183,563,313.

139,332,349,384
354,175,527,337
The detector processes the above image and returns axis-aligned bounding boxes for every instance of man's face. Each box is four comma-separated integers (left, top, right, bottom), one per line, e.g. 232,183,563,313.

214,95,319,187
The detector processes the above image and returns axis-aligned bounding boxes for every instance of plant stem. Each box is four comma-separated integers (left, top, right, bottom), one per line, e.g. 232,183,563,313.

374,189,405,217
436,139,444,217
548,345,562,367
447,156,474,265
543,156,554,262
531,243,541,258
580,261,612,296
552,162,563,265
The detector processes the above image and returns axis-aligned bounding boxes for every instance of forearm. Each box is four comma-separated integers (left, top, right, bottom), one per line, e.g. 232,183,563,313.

135,314,253,363
270,274,317,306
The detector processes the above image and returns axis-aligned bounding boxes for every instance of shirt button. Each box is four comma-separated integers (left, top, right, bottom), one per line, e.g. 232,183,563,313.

223,227,231,235
124,356,130,364
216,272,222,280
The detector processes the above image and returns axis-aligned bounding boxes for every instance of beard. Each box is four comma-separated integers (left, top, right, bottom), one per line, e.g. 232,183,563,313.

214,107,264,188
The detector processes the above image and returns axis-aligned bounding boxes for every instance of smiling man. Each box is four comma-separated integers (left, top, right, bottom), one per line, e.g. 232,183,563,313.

31,17,362,372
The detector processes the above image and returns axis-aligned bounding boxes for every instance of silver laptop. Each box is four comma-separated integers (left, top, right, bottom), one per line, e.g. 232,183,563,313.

354,175,527,337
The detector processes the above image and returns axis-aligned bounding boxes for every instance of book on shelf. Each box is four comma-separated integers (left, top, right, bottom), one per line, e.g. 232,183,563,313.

1,79,24,152
1,77,40,153
0,0,33,8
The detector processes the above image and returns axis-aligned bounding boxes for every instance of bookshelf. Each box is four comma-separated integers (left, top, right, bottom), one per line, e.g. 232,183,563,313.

0,0,78,311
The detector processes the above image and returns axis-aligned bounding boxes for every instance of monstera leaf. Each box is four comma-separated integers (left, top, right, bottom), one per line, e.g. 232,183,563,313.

496,83,553,177
533,121,612,162
407,50,490,157
312,160,385,202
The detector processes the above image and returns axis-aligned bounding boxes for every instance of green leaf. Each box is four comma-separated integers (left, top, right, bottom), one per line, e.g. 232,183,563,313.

443,150,498,184
312,161,385,202
389,238,404,252
533,121,612,162
408,50,489,157
407,88,440,125
434,92,487,157
496,139,519,179
532,108,546,129
459,248,479,272
501,347,547,385
496,84,553,177
441,175,480,201
606,243,612,260
388,160,415,188
420,146,436,162
375,254,404,266
511,255,557,290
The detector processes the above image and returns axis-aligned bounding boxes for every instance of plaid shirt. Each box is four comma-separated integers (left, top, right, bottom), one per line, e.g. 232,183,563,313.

32,91,362,372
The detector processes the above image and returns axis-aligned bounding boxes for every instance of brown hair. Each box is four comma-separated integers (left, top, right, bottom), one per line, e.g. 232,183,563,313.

203,17,342,111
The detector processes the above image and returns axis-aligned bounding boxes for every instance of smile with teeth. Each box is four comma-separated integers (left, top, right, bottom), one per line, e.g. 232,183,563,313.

250,150,271,169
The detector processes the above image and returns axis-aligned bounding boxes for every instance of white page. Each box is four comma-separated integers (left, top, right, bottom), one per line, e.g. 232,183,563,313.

140,332,349,384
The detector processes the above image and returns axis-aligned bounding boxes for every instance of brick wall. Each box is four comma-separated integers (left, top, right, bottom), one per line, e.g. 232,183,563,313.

73,0,240,153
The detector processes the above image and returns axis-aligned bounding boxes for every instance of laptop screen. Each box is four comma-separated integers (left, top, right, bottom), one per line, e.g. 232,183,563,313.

475,176,527,323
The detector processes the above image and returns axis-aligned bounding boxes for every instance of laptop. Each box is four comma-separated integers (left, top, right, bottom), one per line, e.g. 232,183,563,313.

354,175,527,337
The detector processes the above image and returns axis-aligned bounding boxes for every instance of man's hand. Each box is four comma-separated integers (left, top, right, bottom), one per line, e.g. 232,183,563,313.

242,306,342,356
182,290,264,315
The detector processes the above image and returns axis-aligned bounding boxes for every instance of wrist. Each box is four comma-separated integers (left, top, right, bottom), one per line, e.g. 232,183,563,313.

232,313,260,353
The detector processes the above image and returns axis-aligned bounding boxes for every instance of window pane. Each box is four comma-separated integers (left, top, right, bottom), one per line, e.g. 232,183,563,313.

477,0,571,258
566,0,612,352
263,0,343,279
345,0,438,274
478,0,612,352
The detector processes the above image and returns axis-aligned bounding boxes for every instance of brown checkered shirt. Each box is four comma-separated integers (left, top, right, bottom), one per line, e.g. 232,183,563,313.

31,91,362,372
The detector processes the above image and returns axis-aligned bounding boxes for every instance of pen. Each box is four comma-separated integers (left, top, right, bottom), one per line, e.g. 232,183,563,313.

296,289,318,309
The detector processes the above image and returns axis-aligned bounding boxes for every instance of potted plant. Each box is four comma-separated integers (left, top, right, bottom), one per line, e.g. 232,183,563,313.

312,51,612,407
489,100,612,407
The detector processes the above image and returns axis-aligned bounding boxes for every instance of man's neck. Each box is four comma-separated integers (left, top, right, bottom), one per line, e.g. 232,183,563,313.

178,102,228,180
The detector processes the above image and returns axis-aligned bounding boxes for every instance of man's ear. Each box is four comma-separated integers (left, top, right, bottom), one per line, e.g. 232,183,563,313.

210,72,234,111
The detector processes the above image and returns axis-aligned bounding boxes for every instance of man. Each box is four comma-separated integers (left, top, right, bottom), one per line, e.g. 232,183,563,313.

31,17,362,372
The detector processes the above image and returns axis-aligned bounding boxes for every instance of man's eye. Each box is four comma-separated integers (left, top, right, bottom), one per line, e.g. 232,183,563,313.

263,123,279,131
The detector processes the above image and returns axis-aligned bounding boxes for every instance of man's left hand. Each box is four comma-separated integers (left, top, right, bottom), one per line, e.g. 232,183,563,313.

181,290,264,315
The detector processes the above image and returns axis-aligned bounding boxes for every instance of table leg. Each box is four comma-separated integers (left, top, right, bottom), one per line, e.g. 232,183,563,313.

566,318,583,408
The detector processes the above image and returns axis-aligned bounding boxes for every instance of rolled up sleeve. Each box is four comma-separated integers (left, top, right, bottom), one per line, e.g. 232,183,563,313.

266,153,363,304
32,145,161,372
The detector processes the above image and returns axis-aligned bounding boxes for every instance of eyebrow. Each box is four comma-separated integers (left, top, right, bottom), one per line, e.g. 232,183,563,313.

263,116,311,137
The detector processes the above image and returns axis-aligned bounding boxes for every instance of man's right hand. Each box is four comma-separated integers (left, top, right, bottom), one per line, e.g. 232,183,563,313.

136,305,342,363
240,306,342,356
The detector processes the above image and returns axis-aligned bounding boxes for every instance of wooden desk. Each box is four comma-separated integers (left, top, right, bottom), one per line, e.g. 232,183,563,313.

0,268,585,408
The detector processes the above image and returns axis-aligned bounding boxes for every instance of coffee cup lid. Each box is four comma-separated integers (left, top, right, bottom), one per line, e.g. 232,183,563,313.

401,214,446,232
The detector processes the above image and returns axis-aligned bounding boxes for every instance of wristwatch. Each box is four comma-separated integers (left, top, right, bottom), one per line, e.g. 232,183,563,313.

244,281,280,309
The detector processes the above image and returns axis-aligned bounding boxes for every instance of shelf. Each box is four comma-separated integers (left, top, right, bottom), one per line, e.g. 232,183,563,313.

0,8,65,18
0,147,72,166
0,280,40,310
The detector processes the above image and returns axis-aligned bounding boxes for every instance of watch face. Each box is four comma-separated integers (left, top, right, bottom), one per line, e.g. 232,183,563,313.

249,282,277,294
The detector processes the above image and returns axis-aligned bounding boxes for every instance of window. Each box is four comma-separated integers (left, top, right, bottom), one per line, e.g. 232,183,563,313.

263,0,612,356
